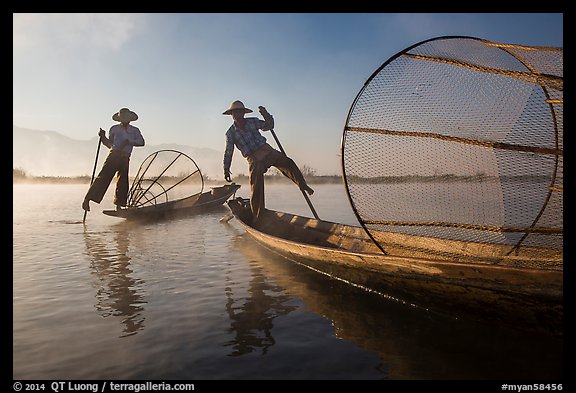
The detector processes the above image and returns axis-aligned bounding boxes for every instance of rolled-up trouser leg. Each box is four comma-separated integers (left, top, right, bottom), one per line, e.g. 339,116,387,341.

266,150,309,191
114,156,130,207
247,155,266,218
84,152,120,204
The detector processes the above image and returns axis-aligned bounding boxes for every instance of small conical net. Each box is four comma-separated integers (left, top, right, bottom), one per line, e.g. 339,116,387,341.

127,150,204,208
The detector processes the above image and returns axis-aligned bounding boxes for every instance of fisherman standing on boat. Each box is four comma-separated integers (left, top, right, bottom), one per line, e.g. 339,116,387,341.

82,108,145,212
222,100,314,219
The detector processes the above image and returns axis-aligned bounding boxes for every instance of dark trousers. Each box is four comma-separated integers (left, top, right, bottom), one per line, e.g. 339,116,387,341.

247,143,309,218
84,150,130,207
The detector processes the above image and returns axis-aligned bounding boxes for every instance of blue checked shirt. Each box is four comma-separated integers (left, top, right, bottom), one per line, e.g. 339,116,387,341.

223,116,274,172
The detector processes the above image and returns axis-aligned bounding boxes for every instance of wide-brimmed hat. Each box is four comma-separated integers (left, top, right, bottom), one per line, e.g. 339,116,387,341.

222,100,253,115
112,108,138,123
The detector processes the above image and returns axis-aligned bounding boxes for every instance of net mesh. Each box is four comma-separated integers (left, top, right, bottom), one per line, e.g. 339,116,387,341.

342,36,562,269
127,150,204,208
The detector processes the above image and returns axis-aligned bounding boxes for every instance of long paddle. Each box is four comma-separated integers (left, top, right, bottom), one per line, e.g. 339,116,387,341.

268,128,320,220
83,131,103,223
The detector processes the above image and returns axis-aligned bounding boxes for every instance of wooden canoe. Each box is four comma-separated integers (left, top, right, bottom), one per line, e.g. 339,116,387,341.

103,183,241,220
226,197,562,335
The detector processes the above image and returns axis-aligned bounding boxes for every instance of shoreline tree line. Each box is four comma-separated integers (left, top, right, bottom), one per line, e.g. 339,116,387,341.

14,167,551,185
12,166,343,185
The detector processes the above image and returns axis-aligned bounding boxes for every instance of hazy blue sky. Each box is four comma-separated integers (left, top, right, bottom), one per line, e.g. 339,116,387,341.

13,13,563,175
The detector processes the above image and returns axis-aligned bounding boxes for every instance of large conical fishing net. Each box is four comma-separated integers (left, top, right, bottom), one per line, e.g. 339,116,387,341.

341,36,562,269
127,149,204,208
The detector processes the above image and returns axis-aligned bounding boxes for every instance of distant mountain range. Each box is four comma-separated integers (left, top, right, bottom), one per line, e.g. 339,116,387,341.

13,125,243,179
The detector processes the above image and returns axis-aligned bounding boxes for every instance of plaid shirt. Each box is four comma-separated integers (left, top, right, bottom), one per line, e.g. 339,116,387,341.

223,116,274,172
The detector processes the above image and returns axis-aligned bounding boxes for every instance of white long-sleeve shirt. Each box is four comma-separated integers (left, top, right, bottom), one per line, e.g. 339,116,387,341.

108,124,145,156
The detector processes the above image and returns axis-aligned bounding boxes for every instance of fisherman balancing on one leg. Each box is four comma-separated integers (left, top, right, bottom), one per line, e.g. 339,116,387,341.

222,100,314,221
82,108,145,213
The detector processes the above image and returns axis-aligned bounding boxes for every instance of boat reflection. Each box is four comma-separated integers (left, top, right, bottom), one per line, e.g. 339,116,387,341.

229,225,562,379
83,222,146,337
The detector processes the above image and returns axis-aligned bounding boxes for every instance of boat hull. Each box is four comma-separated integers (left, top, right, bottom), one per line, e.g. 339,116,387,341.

103,184,241,220
227,198,562,335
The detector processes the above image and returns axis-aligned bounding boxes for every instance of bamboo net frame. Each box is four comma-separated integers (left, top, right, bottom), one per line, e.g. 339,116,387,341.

341,36,562,268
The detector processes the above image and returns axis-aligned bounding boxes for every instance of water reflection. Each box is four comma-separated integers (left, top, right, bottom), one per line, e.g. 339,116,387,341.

228,227,562,379
223,242,297,356
83,222,146,337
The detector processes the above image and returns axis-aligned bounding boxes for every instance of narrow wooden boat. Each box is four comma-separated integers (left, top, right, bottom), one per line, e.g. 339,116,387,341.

102,149,240,220
226,197,562,335
229,230,563,379
104,183,240,220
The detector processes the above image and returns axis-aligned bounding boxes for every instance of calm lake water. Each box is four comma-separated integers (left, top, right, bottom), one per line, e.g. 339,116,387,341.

13,183,563,380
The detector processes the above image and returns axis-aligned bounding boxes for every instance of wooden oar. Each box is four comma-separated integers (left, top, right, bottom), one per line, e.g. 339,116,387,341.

83,132,103,223
269,128,320,220
219,211,235,223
